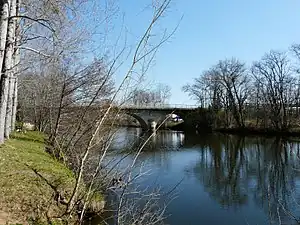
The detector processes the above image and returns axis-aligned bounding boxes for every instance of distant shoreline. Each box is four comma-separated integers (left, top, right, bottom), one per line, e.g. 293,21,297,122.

214,127,300,137
110,123,300,138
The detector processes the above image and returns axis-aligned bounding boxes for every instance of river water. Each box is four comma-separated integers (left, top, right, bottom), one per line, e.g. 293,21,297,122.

105,127,300,225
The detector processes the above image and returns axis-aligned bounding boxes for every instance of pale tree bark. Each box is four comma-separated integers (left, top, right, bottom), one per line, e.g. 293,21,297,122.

0,0,10,143
10,76,16,129
10,0,20,132
4,0,17,138
5,74,13,136
0,0,9,72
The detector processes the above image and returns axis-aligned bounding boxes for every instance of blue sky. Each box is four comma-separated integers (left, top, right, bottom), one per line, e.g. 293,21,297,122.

113,0,300,105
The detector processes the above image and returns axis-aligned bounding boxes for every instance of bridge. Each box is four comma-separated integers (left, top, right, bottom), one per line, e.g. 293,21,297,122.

118,104,199,131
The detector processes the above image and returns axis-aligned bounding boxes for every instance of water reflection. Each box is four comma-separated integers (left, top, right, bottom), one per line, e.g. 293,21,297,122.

190,136,300,224
110,128,185,152
108,128,300,225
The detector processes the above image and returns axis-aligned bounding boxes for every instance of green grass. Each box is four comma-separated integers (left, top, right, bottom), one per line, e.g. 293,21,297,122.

0,131,76,224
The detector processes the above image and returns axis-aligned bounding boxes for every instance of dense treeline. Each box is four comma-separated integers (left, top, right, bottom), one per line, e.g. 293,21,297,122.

183,45,300,132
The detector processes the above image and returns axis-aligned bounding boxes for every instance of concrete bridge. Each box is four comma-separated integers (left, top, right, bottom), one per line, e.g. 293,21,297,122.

119,104,199,131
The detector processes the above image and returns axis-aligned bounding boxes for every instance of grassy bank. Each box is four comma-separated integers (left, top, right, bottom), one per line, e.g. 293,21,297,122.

0,132,86,224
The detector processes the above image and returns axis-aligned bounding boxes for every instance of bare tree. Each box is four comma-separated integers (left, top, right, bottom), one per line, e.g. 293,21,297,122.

182,76,208,107
183,58,249,128
155,83,171,105
25,0,178,223
131,83,171,107
214,58,250,128
252,50,294,130
290,44,300,114
11,0,179,223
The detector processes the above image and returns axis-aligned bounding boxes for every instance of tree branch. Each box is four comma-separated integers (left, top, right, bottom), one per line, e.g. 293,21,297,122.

19,46,52,57
9,15,55,33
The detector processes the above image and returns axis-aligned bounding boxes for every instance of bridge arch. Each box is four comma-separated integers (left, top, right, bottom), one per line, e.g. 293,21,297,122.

126,113,148,130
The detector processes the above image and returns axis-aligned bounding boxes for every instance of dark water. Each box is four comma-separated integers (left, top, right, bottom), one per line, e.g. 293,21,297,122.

107,128,300,225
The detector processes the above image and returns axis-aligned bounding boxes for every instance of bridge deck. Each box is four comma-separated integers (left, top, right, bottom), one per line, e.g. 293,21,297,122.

120,104,199,110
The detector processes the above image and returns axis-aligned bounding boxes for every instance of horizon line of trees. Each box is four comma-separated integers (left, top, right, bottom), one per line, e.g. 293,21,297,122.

183,44,300,131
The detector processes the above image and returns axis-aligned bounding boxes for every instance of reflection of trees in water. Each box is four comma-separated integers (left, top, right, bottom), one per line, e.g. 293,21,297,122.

252,139,300,224
108,128,188,176
126,131,186,170
111,128,222,153
111,128,186,152
111,129,300,224
137,130,185,151
195,136,248,208
192,135,300,224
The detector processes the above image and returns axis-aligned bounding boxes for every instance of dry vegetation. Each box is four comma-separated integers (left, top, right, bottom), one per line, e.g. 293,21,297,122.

0,0,177,224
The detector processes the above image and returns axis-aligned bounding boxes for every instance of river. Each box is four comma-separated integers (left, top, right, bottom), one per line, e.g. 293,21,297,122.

103,127,300,225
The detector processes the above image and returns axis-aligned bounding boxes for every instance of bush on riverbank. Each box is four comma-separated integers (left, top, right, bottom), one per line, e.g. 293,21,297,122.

0,131,104,224
175,107,300,136
212,112,300,136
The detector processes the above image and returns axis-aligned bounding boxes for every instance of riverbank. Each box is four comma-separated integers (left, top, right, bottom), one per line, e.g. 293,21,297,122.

214,127,300,137
0,131,104,224
111,121,184,130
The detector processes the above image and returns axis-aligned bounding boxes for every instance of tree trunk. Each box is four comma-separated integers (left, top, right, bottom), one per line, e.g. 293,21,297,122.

0,0,10,143
3,0,16,138
11,0,20,132
5,74,14,136
11,76,16,129
0,0,9,73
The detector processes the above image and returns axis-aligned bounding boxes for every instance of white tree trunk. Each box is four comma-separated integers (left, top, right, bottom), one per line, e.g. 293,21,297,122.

11,76,17,129
5,75,14,136
0,0,10,143
3,0,16,138
11,0,20,132
0,0,9,73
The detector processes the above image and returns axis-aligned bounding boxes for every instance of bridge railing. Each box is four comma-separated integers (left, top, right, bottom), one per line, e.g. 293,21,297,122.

120,103,199,109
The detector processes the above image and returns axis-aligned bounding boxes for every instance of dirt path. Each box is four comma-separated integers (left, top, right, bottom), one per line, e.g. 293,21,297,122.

0,211,20,225
0,211,8,225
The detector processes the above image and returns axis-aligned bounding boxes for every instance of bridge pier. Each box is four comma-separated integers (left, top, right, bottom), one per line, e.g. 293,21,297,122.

148,120,157,132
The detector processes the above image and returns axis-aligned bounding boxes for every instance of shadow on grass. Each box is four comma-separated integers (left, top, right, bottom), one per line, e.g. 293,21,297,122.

10,132,45,144
25,163,68,207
